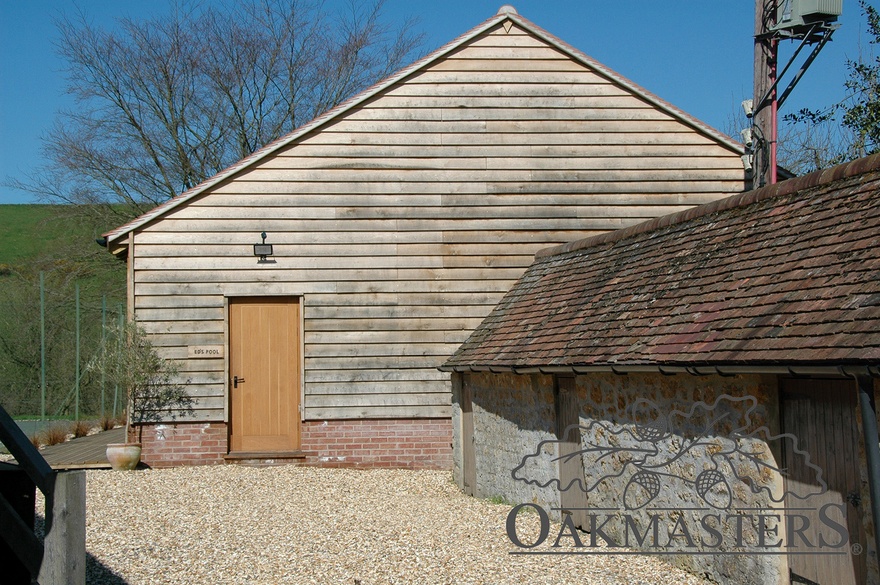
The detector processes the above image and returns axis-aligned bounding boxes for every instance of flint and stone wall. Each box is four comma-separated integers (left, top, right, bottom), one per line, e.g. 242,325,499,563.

454,370,790,585
451,371,559,509
573,372,784,584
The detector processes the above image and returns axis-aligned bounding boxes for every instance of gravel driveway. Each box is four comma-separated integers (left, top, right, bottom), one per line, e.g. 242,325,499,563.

48,466,708,584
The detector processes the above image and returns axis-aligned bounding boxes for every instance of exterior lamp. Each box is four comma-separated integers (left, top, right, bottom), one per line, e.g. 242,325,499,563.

254,232,275,264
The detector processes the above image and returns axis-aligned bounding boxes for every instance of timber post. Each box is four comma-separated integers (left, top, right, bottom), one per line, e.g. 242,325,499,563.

38,471,87,585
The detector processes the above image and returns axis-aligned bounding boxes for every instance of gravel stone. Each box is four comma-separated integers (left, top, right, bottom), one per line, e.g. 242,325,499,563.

38,466,709,584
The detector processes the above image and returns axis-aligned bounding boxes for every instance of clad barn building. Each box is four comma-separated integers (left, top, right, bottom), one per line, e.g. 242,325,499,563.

102,6,747,467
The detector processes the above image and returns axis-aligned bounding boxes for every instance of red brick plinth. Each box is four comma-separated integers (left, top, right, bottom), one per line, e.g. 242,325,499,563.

132,418,452,469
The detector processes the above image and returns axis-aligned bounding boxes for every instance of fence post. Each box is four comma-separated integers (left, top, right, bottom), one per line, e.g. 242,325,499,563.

114,305,123,417
40,271,46,421
74,282,80,421
37,471,86,585
101,295,107,419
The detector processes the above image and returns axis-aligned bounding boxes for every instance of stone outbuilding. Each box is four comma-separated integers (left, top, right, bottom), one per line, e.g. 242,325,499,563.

442,155,880,585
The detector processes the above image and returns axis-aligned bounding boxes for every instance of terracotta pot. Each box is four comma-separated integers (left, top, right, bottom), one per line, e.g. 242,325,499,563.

106,443,142,471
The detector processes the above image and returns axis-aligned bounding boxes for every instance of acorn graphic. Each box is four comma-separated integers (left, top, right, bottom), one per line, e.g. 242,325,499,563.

695,469,732,509
633,419,668,443
623,470,661,509
630,399,669,443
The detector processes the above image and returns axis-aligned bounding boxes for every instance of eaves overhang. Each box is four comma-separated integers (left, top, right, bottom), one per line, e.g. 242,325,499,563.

440,363,880,379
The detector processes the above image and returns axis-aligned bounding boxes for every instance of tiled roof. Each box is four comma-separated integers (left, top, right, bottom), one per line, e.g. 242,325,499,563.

443,154,880,371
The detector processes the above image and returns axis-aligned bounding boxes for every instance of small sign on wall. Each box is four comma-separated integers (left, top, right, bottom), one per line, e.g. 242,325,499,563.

188,345,224,359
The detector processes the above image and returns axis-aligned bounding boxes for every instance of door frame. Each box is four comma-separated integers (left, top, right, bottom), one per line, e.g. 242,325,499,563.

456,374,476,497
554,375,589,530
224,294,305,427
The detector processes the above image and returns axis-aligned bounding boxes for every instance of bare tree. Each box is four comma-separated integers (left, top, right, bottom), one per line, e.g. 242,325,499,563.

12,0,422,221
776,111,859,174
778,1,880,174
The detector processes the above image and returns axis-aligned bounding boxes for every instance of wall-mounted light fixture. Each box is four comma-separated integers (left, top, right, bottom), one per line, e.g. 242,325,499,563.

254,232,275,264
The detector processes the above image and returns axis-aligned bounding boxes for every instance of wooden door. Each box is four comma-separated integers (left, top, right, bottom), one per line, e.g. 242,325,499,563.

229,297,301,453
781,378,866,585
556,376,588,530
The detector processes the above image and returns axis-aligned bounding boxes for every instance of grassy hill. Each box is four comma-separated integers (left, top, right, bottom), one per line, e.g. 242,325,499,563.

0,204,112,266
0,204,128,417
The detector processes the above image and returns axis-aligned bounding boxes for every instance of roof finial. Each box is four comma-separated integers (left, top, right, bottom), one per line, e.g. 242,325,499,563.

497,5,518,15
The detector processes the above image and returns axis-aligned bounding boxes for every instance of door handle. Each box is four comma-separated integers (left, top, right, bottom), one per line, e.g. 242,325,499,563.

233,375,245,388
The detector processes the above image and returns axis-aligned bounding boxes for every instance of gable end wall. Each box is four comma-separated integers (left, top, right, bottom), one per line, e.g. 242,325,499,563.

128,23,745,426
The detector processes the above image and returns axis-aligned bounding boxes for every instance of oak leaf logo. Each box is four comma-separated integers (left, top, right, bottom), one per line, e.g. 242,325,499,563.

511,394,826,510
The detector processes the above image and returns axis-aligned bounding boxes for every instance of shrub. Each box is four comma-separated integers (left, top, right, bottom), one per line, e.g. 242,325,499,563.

72,419,91,438
41,424,69,446
88,321,193,442
100,415,115,431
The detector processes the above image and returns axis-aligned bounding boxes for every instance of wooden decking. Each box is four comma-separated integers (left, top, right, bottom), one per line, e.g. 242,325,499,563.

36,428,125,470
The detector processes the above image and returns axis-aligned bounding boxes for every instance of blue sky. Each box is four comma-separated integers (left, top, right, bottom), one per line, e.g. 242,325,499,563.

0,1,863,204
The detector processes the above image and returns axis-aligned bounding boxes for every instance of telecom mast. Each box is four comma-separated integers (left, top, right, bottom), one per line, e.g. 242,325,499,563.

747,0,841,187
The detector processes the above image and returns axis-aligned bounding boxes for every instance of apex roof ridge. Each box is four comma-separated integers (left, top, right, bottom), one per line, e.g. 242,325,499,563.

103,8,746,246
102,9,512,244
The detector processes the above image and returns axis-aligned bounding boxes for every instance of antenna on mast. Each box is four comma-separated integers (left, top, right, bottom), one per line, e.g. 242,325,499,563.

746,0,841,188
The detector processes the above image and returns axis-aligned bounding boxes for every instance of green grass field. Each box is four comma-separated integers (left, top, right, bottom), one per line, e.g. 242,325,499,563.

0,203,137,268
0,204,128,417
0,204,79,265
